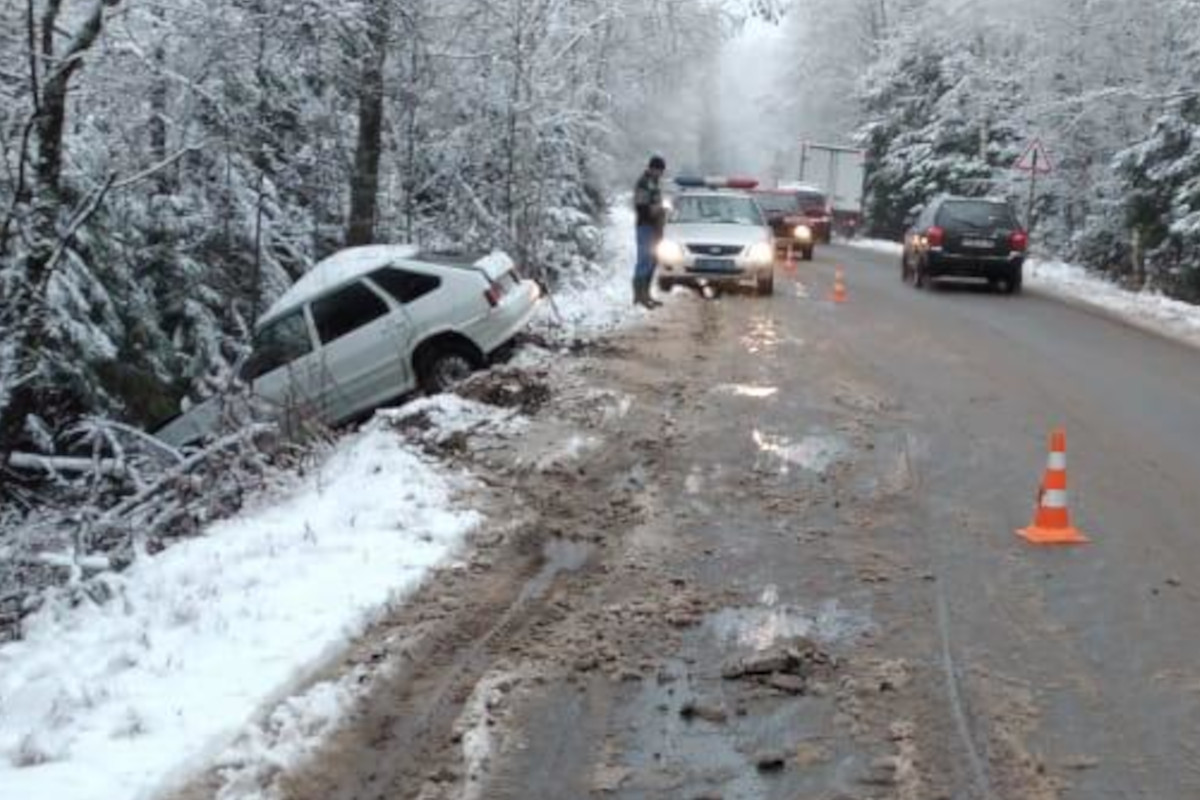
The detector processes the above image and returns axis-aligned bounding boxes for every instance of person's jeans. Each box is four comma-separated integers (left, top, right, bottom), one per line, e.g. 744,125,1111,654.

634,225,656,283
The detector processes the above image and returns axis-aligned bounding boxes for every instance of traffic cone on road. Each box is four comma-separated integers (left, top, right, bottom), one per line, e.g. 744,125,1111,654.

830,266,847,303
1018,428,1089,545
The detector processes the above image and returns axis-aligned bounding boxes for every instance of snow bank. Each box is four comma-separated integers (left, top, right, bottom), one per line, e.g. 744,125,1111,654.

0,424,480,800
536,201,653,337
1026,259,1200,349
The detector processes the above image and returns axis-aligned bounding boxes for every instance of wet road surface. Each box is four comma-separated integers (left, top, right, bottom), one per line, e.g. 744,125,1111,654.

200,244,1200,800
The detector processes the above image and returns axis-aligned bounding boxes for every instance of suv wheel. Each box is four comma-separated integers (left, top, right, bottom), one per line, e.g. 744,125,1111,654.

418,343,480,394
1006,271,1023,295
901,255,911,283
914,261,929,289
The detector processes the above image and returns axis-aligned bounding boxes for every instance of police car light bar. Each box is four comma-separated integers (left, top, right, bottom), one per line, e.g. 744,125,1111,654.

673,176,760,190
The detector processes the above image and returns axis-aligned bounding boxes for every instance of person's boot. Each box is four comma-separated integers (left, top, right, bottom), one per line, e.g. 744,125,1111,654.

633,280,655,309
646,280,664,307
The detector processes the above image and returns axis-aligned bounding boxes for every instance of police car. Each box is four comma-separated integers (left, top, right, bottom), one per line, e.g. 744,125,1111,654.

655,177,777,296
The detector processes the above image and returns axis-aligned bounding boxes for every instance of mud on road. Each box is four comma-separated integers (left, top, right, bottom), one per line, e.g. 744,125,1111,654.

184,275,1124,800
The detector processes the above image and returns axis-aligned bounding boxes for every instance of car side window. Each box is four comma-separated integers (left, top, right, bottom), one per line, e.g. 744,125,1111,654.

368,267,441,305
242,312,313,381
311,281,389,345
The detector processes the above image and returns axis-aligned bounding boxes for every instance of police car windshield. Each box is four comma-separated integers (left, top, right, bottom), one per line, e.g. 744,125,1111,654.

672,195,764,226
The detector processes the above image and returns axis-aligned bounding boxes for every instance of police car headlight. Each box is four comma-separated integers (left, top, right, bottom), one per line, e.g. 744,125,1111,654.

794,225,813,242
747,242,773,266
655,239,685,268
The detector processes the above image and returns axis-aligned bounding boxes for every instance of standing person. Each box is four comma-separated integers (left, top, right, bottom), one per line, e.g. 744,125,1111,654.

633,156,667,309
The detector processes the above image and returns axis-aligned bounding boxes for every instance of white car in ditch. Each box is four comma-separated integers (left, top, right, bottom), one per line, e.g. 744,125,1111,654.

654,178,777,296
154,245,541,447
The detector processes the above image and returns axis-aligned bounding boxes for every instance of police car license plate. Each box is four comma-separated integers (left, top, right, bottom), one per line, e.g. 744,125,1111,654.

693,258,736,273
962,237,994,249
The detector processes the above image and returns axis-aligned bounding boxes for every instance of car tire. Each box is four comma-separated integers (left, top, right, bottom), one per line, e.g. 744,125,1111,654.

418,342,480,394
901,255,911,283
757,271,775,296
914,261,929,289
658,277,674,293
803,247,814,261
1006,270,1023,295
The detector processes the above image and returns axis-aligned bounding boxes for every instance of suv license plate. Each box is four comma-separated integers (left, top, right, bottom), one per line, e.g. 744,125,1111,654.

962,237,993,249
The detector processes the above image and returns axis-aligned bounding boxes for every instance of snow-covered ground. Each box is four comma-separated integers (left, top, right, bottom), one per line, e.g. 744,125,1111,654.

535,202,657,337
0,423,480,800
0,204,639,800
849,239,1200,349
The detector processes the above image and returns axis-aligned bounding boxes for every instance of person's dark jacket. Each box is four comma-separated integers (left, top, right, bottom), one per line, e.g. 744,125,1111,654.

634,171,665,233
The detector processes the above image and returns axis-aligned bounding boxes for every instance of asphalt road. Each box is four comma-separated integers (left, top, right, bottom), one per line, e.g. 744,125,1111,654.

487,244,1200,799
217,243,1200,800
774,244,1200,799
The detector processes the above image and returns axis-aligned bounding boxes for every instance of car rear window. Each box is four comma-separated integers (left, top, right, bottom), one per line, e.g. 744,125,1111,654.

310,281,389,344
368,267,441,305
937,201,1016,230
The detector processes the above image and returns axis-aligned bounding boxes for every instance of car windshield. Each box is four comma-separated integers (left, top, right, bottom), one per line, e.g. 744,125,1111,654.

672,195,764,226
938,201,1016,230
796,191,827,212
754,193,800,214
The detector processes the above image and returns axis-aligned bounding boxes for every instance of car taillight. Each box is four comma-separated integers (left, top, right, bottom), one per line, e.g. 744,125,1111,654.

1010,230,1029,251
484,282,503,307
926,226,945,247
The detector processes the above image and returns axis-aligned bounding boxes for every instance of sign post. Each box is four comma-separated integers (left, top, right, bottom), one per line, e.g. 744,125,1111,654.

1014,139,1053,232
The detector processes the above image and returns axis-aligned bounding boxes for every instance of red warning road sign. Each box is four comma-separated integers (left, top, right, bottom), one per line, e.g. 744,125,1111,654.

1014,139,1053,174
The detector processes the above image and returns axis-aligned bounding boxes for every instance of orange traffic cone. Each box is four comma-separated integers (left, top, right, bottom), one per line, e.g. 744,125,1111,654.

1018,428,1089,545
830,266,847,303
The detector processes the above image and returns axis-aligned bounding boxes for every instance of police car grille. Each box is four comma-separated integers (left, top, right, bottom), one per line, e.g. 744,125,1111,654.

685,244,743,257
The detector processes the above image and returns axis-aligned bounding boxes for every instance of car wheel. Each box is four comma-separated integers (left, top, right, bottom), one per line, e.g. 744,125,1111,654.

1006,271,1023,295
803,247,814,262
757,271,775,296
418,344,480,394
901,255,911,283
658,277,674,293
914,261,929,289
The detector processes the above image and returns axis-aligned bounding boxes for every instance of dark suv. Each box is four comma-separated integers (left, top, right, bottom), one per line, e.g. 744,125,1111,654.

901,196,1028,294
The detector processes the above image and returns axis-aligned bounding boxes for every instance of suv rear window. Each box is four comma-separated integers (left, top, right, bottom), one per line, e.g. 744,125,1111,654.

937,201,1016,230
369,267,441,304
311,281,388,344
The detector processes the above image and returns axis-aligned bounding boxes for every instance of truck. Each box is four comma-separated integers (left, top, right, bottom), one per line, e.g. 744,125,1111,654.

797,142,867,239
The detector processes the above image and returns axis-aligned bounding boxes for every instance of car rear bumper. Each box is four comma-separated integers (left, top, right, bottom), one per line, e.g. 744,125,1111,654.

928,252,1024,278
464,280,542,355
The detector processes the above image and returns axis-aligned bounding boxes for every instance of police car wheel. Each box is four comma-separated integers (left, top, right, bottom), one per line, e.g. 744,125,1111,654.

757,273,774,296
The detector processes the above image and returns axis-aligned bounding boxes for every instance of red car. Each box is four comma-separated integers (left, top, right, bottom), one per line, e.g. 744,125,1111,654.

753,188,832,261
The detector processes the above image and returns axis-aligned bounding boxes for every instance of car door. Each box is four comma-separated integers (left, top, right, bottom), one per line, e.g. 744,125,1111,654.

308,279,407,423
241,310,324,427
364,263,445,344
